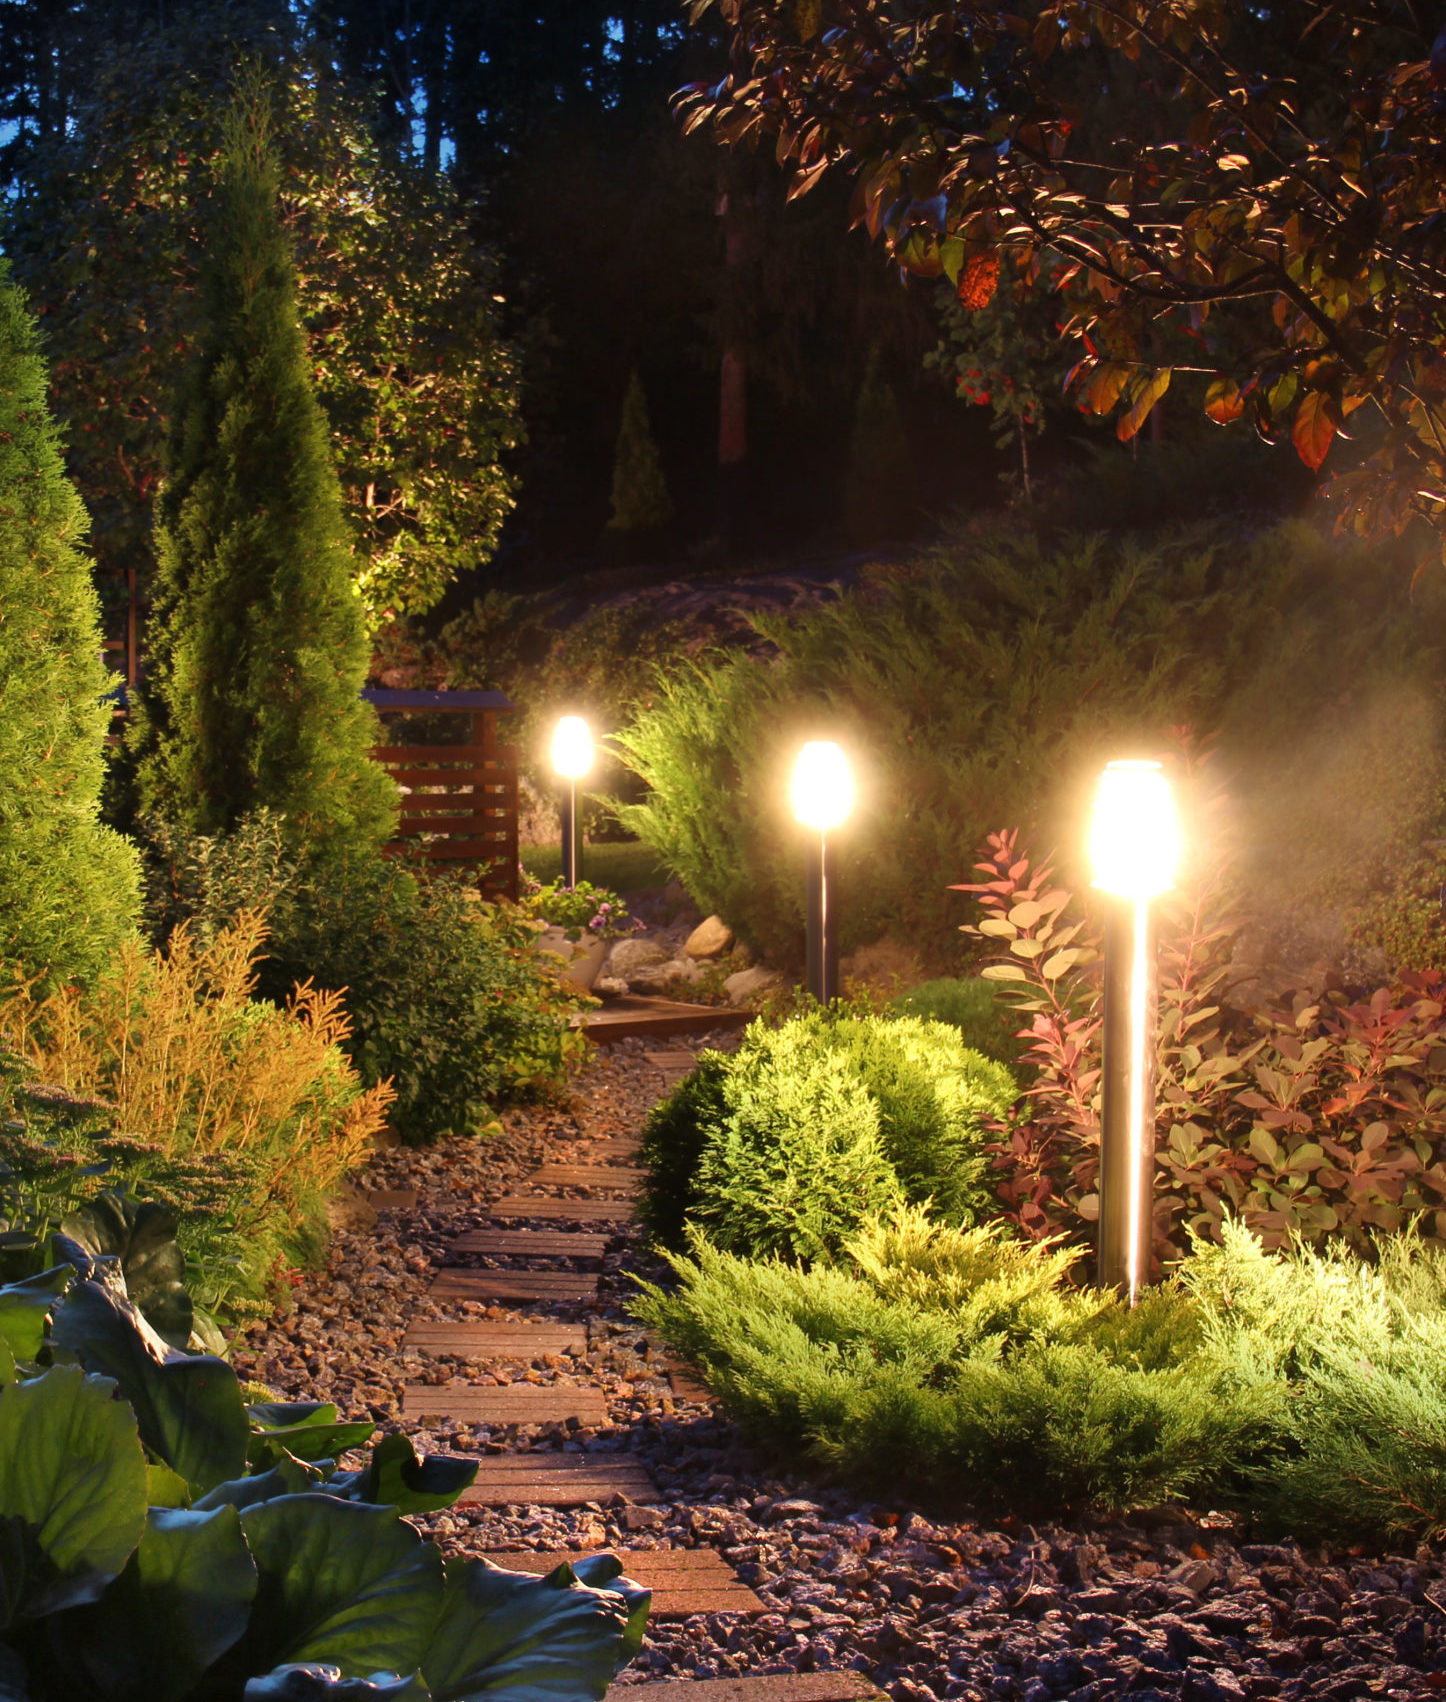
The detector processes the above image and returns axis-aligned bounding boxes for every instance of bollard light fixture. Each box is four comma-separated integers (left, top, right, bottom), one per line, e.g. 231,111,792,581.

791,740,853,1003
551,715,594,887
1089,759,1180,1304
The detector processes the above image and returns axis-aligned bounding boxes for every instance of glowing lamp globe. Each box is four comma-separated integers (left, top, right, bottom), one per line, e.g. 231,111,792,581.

1089,760,1180,900
791,741,853,832
551,716,594,782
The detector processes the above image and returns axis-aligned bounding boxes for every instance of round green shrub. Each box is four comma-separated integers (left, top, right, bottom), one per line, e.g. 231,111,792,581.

640,1010,1017,1262
258,850,587,1142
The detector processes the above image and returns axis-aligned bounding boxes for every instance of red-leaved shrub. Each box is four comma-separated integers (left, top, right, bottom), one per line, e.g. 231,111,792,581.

959,828,1446,1267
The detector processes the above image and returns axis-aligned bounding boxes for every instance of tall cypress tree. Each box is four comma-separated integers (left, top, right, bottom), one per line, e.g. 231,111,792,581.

0,261,140,987
130,86,395,851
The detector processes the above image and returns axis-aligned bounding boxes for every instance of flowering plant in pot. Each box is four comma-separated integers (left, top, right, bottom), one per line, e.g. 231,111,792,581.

523,876,644,943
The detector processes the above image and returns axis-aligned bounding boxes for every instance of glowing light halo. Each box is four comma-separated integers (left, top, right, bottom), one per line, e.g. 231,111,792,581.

791,740,854,832
551,715,594,781
1088,759,1180,900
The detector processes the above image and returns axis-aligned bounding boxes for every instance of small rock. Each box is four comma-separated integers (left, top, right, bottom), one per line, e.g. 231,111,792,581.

623,1506,666,1531
723,965,781,1005
685,915,734,959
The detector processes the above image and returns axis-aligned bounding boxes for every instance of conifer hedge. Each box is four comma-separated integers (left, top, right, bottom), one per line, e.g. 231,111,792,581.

0,262,139,988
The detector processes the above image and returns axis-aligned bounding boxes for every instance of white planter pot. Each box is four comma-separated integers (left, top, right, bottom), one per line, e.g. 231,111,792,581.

536,927,610,991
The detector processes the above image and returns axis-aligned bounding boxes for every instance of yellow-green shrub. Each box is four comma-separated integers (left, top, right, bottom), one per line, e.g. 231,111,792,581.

0,911,391,1305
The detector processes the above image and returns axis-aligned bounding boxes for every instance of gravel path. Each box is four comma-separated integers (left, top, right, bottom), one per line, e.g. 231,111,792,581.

231,1037,1446,1702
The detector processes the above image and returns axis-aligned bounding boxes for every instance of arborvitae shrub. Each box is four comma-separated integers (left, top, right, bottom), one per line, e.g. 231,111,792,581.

0,262,139,989
639,1011,1015,1260
129,89,394,854
606,370,673,534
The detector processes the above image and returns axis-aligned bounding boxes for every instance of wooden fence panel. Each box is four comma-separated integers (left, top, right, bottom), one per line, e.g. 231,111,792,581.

372,741,519,901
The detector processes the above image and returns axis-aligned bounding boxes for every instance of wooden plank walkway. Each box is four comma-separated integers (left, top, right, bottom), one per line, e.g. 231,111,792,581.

577,996,751,1043
403,1321,587,1358
527,1163,646,1190
489,1196,637,1223
485,1548,765,1617
449,1229,612,1259
429,1269,599,1303
402,1383,609,1425
456,1452,659,1506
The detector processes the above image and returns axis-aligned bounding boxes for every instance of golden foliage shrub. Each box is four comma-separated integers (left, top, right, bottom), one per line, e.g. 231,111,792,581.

0,911,392,1229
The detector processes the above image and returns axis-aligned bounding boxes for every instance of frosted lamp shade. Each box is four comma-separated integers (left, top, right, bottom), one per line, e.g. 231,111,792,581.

1089,760,1180,899
551,716,594,781
791,741,853,831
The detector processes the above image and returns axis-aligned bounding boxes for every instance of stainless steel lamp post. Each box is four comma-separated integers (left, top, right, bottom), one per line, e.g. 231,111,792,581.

790,740,853,1005
1088,759,1180,1302
551,715,594,888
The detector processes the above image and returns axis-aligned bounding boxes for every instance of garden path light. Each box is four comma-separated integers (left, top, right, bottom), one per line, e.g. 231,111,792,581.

791,740,853,1004
1089,759,1180,1301
552,715,594,888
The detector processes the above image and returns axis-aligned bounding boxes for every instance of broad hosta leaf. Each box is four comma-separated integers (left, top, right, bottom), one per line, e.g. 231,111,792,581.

48,1278,249,1492
0,1267,72,1364
53,1504,257,1702
60,1193,193,1349
423,1554,639,1702
237,1496,445,1680
248,1401,376,1468
245,1665,431,1700
0,1645,30,1699
196,1456,322,1513
561,1556,650,1662
324,1433,478,1516
0,1364,147,1626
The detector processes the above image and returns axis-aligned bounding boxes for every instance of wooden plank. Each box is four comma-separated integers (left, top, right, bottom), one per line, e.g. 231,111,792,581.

388,839,509,860
365,1188,418,1211
430,1270,599,1302
456,1454,658,1507
578,998,752,1043
375,743,503,761
404,1321,587,1357
605,1678,886,1702
580,1138,642,1160
390,765,512,786
482,1551,765,1617
489,1197,637,1223
402,1384,609,1424
667,1369,714,1404
526,1164,646,1190
450,1229,612,1258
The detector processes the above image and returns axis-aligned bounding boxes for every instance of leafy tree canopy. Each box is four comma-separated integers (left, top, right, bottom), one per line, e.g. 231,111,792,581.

3,11,522,628
679,0,1446,553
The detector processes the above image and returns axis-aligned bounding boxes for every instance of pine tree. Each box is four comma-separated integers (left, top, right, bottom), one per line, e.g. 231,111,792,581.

844,344,913,543
606,370,674,533
129,86,395,851
0,261,140,987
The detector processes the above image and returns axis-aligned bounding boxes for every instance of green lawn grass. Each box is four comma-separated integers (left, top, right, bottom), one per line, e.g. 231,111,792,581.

520,840,673,894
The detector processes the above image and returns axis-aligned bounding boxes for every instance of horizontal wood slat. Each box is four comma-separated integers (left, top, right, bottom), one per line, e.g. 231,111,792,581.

374,743,509,761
